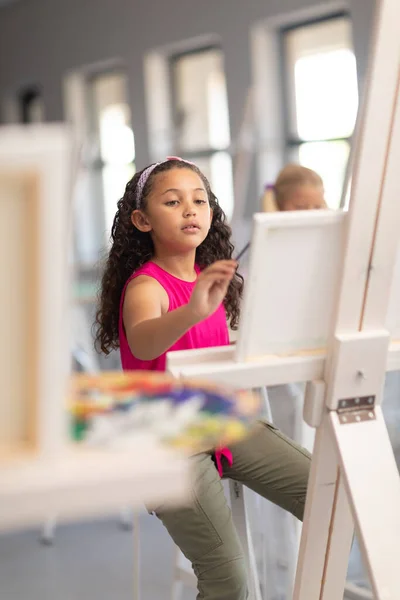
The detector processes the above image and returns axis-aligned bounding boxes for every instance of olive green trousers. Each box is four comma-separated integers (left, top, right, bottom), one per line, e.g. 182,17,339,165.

153,421,311,600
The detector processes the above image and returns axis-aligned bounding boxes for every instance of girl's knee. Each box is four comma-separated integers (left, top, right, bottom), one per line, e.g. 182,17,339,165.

197,556,248,600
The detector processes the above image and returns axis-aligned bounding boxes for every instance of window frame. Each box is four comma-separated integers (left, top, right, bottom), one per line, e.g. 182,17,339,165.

168,46,235,219
279,11,353,160
278,11,358,209
85,68,135,174
85,68,136,239
168,45,231,161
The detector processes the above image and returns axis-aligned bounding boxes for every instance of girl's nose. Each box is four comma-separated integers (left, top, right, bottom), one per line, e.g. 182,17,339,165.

183,203,196,216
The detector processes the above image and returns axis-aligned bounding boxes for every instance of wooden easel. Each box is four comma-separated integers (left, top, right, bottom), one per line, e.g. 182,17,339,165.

167,1,400,597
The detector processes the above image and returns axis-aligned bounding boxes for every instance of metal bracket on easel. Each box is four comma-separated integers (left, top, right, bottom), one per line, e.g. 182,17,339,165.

337,396,376,425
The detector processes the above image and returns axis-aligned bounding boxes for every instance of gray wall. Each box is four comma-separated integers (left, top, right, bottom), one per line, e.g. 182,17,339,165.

0,0,375,170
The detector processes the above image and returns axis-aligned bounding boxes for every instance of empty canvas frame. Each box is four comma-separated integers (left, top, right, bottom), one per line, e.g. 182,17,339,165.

0,171,39,456
0,125,74,458
235,210,346,362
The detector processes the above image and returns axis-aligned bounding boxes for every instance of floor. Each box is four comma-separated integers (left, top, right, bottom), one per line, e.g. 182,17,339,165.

0,511,194,600
0,504,374,600
0,372,398,600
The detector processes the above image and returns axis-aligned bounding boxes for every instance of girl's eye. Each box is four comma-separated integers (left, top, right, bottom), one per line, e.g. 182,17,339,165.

165,200,179,206
195,199,207,204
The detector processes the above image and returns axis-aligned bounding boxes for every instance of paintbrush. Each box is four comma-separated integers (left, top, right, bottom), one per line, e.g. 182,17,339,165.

235,241,250,262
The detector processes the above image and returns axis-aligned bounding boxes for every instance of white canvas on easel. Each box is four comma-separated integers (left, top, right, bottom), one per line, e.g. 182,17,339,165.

168,207,400,388
235,210,346,361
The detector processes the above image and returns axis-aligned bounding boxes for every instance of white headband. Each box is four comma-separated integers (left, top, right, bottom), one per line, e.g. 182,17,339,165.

134,156,196,209
135,163,160,208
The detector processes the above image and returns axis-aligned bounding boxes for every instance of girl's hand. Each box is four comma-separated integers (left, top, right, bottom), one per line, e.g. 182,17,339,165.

188,260,237,322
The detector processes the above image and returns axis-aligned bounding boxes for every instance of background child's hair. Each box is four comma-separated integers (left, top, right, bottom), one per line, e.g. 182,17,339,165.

261,164,324,212
95,158,244,355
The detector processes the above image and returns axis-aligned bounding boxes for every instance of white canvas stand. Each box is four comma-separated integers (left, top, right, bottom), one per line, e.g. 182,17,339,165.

167,1,400,598
295,1,400,597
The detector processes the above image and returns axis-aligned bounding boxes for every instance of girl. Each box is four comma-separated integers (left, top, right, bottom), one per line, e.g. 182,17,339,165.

95,157,310,600
262,163,327,212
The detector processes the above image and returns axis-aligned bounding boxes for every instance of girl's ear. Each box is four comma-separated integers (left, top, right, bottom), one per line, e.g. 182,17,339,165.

131,210,152,232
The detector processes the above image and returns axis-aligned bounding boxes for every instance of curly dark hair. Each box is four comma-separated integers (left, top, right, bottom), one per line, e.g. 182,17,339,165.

94,158,244,355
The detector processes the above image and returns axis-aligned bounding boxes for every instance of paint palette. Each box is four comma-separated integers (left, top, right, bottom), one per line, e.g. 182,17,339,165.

70,371,261,454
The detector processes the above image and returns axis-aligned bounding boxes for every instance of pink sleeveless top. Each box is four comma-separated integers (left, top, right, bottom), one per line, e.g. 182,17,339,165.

118,261,233,475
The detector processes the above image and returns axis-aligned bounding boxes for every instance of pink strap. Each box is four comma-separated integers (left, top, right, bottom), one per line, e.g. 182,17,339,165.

166,155,196,166
214,447,233,477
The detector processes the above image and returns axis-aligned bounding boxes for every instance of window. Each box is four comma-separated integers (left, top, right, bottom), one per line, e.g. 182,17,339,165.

170,48,234,220
87,71,135,237
281,15,358,208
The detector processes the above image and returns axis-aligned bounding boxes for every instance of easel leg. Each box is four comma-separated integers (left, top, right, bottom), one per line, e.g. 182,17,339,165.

133,511,141,600
330,407,400,599
229,481,262,600
293,418,353,600
40,514,58,545
320,472,354,600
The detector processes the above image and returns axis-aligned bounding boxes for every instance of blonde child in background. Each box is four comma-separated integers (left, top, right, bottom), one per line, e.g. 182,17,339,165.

261,163,327,213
